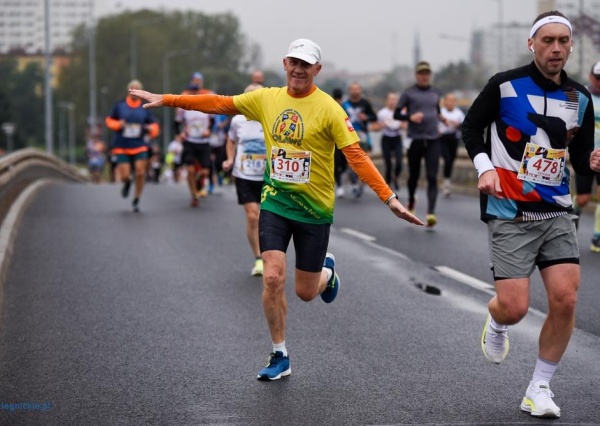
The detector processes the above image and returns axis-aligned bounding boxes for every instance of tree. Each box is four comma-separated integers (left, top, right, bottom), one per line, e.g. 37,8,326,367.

0,58,44,150
434,61,488,94
54,9,253,158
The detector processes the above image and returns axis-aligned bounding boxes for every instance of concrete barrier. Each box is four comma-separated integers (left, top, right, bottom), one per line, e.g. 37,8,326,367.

0,148,88,325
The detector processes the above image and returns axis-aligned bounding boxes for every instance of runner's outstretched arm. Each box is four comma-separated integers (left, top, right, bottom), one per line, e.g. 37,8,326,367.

129,89,240,116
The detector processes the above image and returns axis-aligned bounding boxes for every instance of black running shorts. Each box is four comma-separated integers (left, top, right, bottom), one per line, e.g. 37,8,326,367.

182,141,211,169
235,177,263,205
258,209,330,272
574,172,600,195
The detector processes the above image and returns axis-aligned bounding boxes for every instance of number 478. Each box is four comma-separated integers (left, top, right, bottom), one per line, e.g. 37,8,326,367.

532,158,558,174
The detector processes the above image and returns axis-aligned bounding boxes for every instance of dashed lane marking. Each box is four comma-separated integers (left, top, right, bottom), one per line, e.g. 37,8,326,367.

339,227,376,242
434,265,495,293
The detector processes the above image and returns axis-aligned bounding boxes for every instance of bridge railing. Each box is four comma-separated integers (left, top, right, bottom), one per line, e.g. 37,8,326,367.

0,148,88,228
0,149,88,304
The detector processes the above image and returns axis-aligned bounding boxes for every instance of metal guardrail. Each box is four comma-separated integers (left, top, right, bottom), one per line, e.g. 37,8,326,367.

0,148,89,228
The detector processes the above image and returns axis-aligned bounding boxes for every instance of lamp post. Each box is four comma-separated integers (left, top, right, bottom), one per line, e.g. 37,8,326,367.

162,48,192,151
58,102,75,165
44,0,53,154
490,0,503,72
88,0,98,134
130,17,164,80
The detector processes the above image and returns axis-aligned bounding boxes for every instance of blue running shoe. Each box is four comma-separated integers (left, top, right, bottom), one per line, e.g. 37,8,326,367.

321,252,340,303
257,351,290,381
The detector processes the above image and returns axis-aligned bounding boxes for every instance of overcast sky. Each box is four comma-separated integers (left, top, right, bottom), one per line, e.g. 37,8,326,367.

96,0,539,73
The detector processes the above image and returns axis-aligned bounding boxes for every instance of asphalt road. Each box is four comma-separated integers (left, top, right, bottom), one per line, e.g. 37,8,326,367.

332,182,600,339
0,181,599,425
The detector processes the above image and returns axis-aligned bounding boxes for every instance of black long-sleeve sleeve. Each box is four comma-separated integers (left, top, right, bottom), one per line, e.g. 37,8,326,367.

567,92,595,176
393,91,410,121
461,75,501,162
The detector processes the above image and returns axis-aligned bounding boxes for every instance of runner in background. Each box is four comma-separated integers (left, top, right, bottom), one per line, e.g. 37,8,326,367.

331,88,348,198
394,61,446,229
222,83,266,276
377,92,404,192
439,93,466,197
105,79,160,212
342,82,378,199
571,60,600,252
174,82,213,207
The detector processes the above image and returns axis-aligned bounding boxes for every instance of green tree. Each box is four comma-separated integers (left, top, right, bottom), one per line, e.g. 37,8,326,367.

434,61,488,94
261,70,285,89
320,77,349,98
0,58,44,151
54,9,253,156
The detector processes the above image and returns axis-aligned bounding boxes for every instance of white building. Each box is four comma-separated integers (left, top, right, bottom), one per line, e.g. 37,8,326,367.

0,0,91,54
478,22,531,74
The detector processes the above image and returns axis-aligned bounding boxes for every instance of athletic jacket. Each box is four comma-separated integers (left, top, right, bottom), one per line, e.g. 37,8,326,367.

462,62,595,222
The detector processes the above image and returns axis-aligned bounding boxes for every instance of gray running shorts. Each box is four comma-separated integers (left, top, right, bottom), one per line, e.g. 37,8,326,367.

486,214,579,279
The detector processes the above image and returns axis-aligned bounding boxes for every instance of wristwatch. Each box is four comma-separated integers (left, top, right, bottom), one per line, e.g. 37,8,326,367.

385,193,398,205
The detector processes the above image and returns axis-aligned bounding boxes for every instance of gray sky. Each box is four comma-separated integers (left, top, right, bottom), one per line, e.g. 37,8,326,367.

97,0,539,73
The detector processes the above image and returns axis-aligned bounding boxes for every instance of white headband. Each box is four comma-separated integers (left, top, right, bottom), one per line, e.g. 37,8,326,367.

529,16,572,38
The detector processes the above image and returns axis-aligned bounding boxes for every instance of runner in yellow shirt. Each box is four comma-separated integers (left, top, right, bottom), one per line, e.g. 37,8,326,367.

130,38,423,380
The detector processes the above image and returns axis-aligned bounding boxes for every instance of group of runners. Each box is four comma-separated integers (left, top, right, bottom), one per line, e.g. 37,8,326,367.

106,9,600,419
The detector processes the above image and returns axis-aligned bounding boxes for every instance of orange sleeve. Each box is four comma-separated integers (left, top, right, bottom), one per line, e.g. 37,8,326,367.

105,117,122,131
147,122,160,139
342,143,394,203
163,94,239,115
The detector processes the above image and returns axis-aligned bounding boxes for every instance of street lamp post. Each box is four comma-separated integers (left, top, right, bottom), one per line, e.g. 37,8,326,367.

130,17,164,80
44,0,53,154
88,0,98,134
162,48,192,151
490,0,503,72
58,102,76,165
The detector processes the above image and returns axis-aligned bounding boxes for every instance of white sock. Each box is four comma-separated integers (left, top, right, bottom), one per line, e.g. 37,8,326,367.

273,341,287,357
323,267,333,282
490,317,508,332
532,356,558,384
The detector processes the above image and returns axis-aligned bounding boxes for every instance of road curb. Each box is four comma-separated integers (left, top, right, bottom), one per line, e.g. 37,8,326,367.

0,179,56,324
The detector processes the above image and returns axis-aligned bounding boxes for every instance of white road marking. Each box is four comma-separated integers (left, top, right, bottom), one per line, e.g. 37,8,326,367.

434,265,494,292
434,265,546,318
339,227,376,242
336,228,546,318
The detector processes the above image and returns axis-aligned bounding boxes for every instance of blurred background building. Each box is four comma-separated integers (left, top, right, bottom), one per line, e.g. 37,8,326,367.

0,0,92,55
549,0,600,78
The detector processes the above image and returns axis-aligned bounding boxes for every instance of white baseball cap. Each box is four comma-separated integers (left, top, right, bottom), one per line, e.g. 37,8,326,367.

286,39,321,65
592,61,600,78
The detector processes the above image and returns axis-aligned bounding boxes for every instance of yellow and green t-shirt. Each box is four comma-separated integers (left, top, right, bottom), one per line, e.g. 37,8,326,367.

233,86,358,224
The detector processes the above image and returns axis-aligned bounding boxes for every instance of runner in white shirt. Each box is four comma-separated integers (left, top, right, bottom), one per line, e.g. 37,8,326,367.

175,85,213,207
222,83,267,276
438,93,465,197
377,92,404,191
